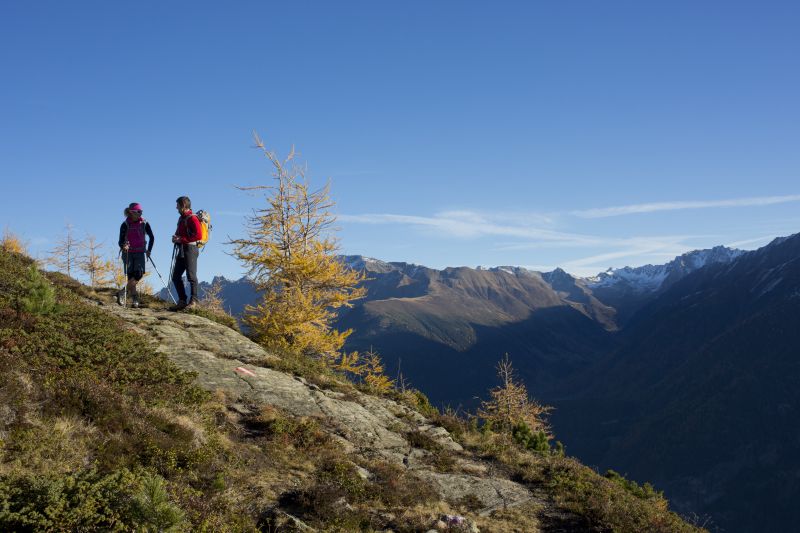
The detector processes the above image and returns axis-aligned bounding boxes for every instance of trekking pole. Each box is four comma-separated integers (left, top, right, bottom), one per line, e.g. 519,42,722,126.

168,244,178,302
119,249,128,307
148,255,177,304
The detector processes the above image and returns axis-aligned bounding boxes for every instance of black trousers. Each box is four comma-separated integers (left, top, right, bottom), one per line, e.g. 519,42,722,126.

172,244,199,301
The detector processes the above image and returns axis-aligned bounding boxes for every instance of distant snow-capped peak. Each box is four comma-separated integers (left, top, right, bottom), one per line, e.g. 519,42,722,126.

343,255,391,270
483,265,534,276
585,246,744,293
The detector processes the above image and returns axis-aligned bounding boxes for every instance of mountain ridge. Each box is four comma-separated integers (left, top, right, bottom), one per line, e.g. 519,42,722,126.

554,232,800,531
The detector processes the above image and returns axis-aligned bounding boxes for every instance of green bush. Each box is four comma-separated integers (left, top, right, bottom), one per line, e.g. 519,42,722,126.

512,422,550,453
18,265,59,316
0,469,187,533
604,469,663,500
0,469,137,531
133,473,186,531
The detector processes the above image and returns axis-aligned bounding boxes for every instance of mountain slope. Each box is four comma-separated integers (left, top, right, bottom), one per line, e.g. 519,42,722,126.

340,257,617,348
584,246,743,324
0,248,699,532
336,258,618,407
555,234,800,532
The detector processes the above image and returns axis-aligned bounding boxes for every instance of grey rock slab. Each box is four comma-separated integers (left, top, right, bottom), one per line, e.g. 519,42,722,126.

101,303,277,366
414,471,535,516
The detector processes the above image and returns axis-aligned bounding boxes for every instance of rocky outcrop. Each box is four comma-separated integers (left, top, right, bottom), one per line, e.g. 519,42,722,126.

99,301,539,518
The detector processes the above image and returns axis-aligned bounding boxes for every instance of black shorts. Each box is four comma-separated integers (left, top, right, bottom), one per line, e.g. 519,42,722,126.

123,252,146,281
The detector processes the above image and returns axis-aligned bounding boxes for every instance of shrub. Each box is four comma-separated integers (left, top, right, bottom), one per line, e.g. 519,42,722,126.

18,265,59,316
249,406,329,450
133,473,186,531
0,469,141,531
406,430,443,452
604,469,663,501
392,389,439,418
512,422,550,453
368,461,438,507
282,457,369,524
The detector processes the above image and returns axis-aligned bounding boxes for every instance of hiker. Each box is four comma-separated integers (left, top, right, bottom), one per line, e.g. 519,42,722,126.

118,202,154,308
170,196,202,310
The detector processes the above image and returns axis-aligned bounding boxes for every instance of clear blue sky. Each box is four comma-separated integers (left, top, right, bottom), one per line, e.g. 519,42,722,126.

2,1,799,280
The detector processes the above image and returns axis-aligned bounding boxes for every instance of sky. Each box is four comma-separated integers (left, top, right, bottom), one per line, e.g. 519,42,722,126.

2,1,799,280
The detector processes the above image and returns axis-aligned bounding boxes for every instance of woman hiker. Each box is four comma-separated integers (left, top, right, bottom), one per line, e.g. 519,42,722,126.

117,202,155,308
170,196,202,310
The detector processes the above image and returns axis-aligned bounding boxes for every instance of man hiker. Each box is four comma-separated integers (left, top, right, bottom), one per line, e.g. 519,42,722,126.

171,196,202,310
117,202,154,308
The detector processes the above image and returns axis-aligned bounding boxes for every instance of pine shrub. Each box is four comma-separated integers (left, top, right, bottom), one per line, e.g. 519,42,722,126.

18,265,59,316
512,421,550,453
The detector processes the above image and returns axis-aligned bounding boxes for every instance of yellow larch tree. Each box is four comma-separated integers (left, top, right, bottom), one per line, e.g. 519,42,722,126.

478,354,552,437
79,234,114,288
198,279,226,314
1,228,27,255
137,272,155,296
361,348,395,393
229,133,367,359
110,256,127,289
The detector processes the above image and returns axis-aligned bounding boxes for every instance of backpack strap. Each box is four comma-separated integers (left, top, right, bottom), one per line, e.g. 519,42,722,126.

123,218,149,250
124,218,148,236
183,214,198,239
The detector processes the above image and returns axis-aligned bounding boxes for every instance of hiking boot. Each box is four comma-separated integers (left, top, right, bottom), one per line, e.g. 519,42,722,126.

170,299,187,311
116,289,125,306
131,295,140,309
184,299,197,310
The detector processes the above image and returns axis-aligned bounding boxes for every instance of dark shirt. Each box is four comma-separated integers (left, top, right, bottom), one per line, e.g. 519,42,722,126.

119,219,154,253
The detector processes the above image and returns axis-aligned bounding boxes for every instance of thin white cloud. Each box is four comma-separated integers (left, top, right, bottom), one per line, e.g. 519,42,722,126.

571,194,800,218
491,234,701,252
339,205,783,276
563,244,690,269
340,210,592,245
340,210,706,260
725,235,778,249
558,245,695,278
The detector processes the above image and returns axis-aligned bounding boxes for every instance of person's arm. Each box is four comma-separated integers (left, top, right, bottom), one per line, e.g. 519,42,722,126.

145,222,155,255
118,222,127,249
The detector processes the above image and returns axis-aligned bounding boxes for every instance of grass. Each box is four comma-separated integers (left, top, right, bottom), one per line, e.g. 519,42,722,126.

185,306,241,332
0,251,255,530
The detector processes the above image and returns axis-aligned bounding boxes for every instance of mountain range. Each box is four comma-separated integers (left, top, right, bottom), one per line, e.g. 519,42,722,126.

170,234,800,532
